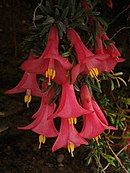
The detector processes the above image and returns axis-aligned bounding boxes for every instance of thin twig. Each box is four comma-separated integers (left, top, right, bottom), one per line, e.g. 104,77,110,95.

117,144,129,155
33,0,43,28
105,141,129,173
103,144,129,171
98,159,106,173
110,26,130,40
109,4,130,26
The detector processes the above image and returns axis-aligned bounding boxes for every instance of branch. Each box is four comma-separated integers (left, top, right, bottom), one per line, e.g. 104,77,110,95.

103,144,129,171
33,0,43,28
105,141,129,173
110,27,130,40
109,4,130,26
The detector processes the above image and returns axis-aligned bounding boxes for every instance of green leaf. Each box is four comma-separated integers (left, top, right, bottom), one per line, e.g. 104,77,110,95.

87,157,92,166
110,79,115,91
57,21,66,38
55,8,60,17
74,9,85,18
96,80,102,93
39,5,48,15
115,78,120,88
42,16,54,26
58,0,65,7
46,1,53,14
113,72,123,76
35,15,44,20
61,7,69,20
39,24,51,37
117,77,127,86
78,25,88,31
102,153,116,166
71,0,76,15
97,17,108,30
126,98,130,105
74,84,80,92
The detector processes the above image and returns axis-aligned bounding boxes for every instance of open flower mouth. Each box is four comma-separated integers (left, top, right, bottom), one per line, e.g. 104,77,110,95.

89,68,99,78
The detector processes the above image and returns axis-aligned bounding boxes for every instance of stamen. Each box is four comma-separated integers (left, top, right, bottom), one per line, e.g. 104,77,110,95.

89,68,99,78
45,68,56,85
68,141,74,157
39,135,46,149
52,70,56,79
68,118,77,125
95,136,99,143
74,118,77,124
94,135,101,145
24,95,32,108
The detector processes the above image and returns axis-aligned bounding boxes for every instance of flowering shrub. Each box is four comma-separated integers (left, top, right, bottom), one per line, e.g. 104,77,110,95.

5,0,130,172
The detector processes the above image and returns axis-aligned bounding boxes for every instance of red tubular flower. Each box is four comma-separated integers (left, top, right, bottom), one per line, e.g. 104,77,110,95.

50,83,90,122
52,118,88,157
19,95,58,149
80,85,116,139
21,26,72,85
95,33,125,72
67,28,110,83
5,54,41,107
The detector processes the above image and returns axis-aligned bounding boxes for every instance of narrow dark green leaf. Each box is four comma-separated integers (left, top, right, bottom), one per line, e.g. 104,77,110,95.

110,79,115,91
74,9,85,18
57,21,66,38
55,8,60,17
39,24,51,37
61,7,69,20
46,1,53,14
58,0,65,7
97,17,108,30
71,0,76,15
35,15,44,20
39,5,48,15
42,16,54,26
102,153,116,167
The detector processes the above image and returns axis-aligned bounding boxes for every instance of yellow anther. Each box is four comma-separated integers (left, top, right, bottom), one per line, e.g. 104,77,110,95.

45,68,56,85
49,69,53,75
45,70,48,78
52,70,56,79
68,118,77,125
94,135,101,145
68,141,74,157
74,118,77,124
89,68,99,78
89,71,95,78
68,144,71,153
24,95,32,108
94,68,99,76
39,135,46,149
95,136,99,143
